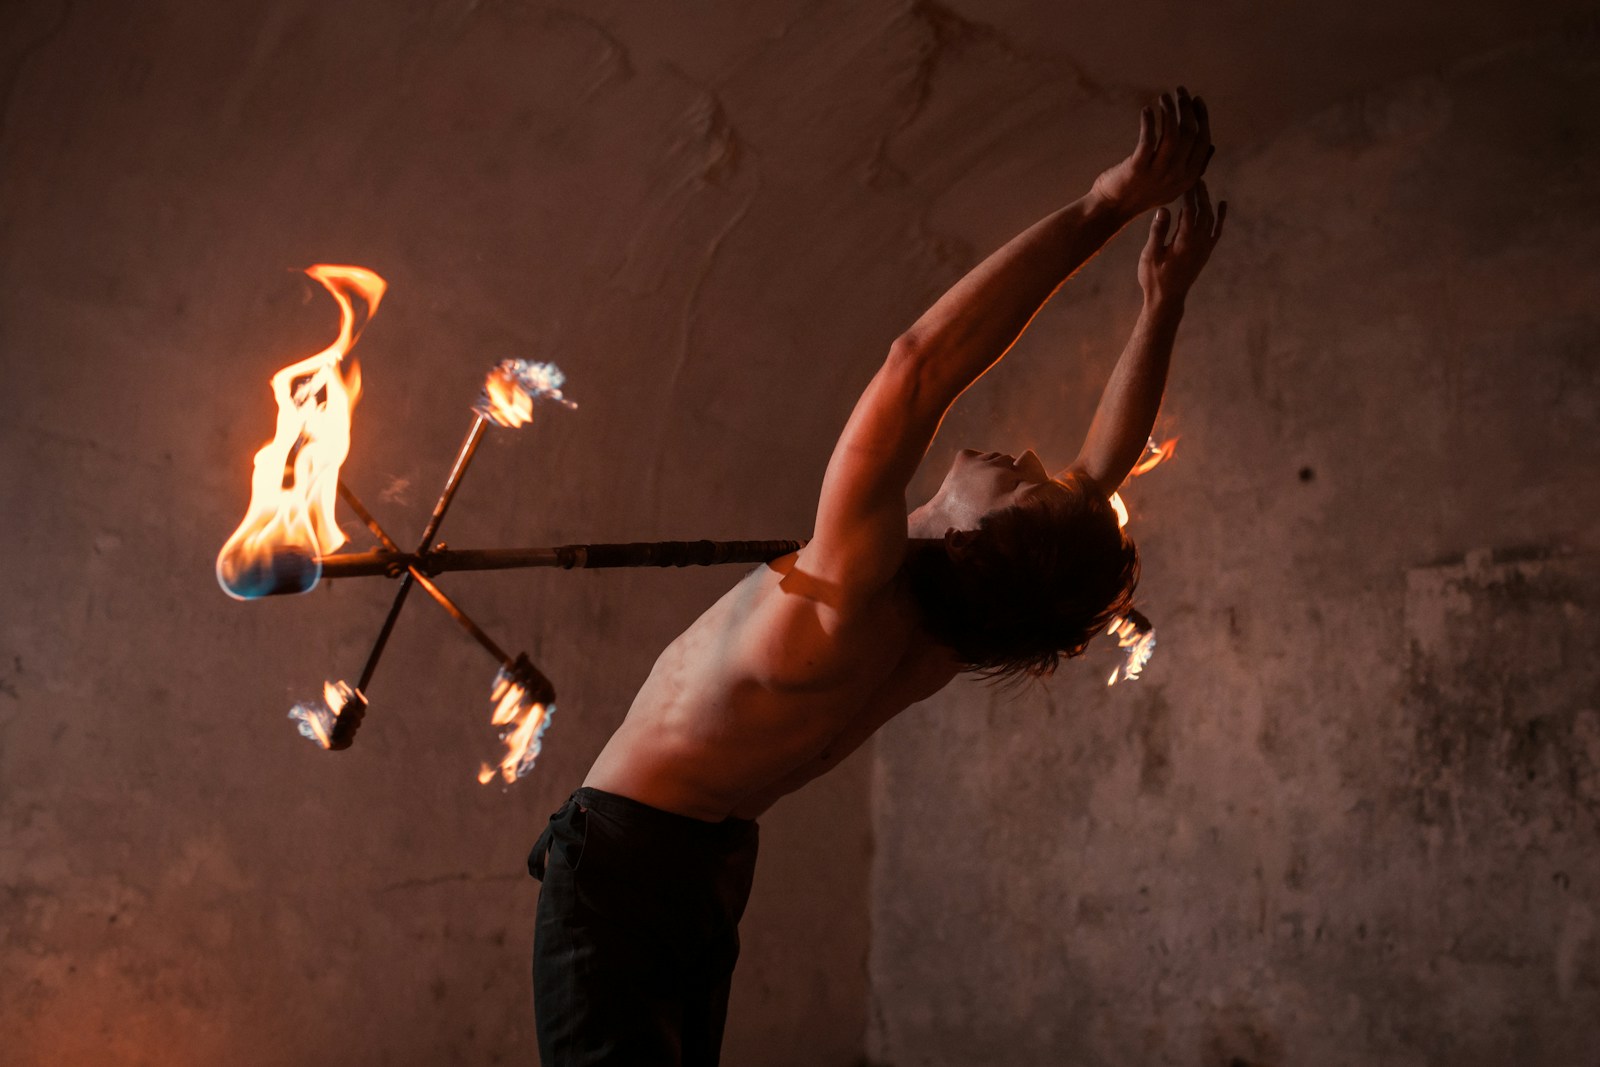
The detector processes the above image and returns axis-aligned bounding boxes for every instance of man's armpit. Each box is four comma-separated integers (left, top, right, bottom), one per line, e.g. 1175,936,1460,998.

770,551,847,612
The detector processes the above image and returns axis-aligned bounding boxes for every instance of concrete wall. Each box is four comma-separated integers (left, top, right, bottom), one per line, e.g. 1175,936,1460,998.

4,1,1597,1064
0,3,898,1063
869,23,1600,1067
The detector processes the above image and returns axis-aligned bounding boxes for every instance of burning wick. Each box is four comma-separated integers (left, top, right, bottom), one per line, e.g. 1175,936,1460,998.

216,265,387,599
1128,434,1179,477
479,655,558,785
1105,610,1156,687
1107,434,1178,530
1108,492,1130,528
289,679,366,749
476,359,577,428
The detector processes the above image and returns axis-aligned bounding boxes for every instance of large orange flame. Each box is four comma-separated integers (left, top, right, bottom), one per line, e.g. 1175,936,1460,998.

216,266,387,599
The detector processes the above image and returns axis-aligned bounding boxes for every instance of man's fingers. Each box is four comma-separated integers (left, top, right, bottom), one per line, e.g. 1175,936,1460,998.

1173,205,1192,250
1169,188,1200,255
1212,200,1229,240
1176,86,1198,137
1194,179,1214,229
1193,96,1212,171
1134,106,1154,158
1155,92,1178,159
1148,207,1172,251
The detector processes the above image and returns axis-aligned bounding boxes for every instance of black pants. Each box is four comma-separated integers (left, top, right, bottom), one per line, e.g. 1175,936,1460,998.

529,787,759,1066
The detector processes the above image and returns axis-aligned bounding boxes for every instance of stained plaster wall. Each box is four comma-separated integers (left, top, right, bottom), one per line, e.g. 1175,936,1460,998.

0,3,919,1063
4,1,1599,1065
869,25,1600,1067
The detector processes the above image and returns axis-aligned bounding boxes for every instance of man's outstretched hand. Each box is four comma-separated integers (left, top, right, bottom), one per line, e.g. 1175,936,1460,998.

1139,179,1226,307
1092,87,1213,217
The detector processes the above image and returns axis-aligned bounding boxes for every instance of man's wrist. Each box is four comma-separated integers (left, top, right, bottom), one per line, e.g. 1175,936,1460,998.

1141,292,1187,322
1082,186,1139,229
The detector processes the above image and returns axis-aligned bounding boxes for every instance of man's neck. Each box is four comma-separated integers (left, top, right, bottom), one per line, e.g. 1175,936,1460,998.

907,494,979,540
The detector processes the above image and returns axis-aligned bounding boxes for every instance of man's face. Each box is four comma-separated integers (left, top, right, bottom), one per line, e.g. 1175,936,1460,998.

938,448,1062,527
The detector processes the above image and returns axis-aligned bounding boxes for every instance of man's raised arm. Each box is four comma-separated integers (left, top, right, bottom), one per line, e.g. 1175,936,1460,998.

901,88,1214,401
1067,178,1227,494
804,89,1216,589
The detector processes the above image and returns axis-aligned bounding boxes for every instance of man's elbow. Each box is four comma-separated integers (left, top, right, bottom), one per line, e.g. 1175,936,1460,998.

887,333,961,407
887,332,929,370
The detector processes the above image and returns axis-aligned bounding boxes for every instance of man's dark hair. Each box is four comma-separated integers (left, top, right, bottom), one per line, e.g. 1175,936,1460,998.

903,473,1139,679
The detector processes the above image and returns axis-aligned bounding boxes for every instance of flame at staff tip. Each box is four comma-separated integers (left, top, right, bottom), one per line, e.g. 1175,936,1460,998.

1129,434,1179,478
1106,437,1177,531
1108,491,1130,529
475,359,577,429
289,679,361,749
477,667,556,785
1105,614,1156,687
215,266,387,599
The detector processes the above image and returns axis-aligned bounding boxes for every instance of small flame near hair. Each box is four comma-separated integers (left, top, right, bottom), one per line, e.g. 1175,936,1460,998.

289,679,360,748
1129,435,1178,477
1105,611,1156,686
476,359,577,428
1107,435,1178,530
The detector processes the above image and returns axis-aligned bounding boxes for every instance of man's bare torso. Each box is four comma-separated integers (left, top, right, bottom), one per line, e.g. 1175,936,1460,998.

583,547,960,821
582,89,1225,827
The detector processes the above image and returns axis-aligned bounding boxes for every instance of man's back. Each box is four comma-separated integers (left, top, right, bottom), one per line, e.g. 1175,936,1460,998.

584,547,960,820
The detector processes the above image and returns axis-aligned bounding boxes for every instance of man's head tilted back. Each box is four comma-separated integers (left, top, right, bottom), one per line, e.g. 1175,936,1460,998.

905,447,1139,680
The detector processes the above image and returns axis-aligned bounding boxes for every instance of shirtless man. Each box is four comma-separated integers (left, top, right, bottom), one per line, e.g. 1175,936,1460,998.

530,88,1225,1065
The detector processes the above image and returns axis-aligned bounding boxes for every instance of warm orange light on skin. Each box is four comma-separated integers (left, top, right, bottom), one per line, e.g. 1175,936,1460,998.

215,265,387,599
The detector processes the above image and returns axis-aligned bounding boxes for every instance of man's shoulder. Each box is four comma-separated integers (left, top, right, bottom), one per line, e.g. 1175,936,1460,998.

718,552,926,691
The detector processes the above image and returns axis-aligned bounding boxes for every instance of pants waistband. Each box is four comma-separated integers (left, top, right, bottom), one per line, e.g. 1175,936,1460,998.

571,786,756,839
530,786,756,881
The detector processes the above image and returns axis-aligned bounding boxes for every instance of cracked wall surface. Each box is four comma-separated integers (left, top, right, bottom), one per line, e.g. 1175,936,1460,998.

3,1,1597,1064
